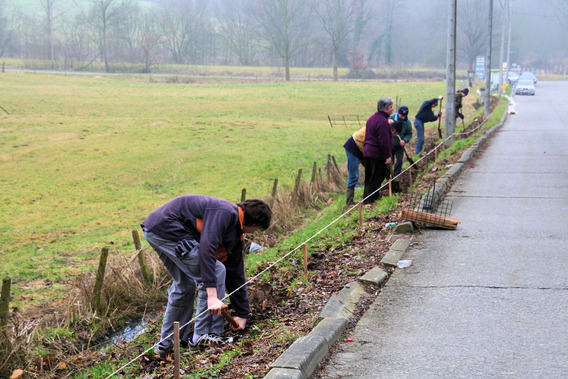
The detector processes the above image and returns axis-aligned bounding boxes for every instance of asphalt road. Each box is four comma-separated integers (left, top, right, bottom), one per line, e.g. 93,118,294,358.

319,81,568,378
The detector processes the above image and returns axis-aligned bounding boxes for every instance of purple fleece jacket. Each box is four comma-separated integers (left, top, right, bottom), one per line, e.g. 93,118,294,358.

141,195,250,317
363,111,393,160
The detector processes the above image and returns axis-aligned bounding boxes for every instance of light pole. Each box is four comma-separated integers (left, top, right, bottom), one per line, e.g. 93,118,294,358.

445,0,457,146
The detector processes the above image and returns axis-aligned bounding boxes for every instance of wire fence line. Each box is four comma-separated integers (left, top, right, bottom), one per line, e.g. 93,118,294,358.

106,119,488,378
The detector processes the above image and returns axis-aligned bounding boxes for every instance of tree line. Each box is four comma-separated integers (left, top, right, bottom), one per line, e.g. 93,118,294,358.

0,0,565,79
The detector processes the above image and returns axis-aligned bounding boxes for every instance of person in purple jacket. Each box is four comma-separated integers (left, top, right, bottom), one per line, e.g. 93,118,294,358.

363,97,394,205
141,195,272,357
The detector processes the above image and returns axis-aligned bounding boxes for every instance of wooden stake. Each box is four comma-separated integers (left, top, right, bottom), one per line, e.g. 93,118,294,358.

91,247,109,313
174,322,180,379
0,278,10,328
435,146,438,161
359,202,363,229
293,168,302,198
132,230,152,284
303,244,308,281
311,162,317,185
388,179,392,196
241,188,246,202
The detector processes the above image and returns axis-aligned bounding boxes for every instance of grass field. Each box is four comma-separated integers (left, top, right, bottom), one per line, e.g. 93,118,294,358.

0,72,447,307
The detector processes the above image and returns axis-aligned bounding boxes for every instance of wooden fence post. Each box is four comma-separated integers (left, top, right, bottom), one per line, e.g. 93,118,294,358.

0,278,11,328
241,188,246,202
293,168,302,198
91,247,109,313
303,244,308,281
359,202,363,230
311,162,317,184
331,155,341,175
174,322,180,379
132,230,153,284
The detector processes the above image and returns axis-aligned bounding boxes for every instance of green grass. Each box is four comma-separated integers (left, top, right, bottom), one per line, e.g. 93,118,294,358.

0,72,446,307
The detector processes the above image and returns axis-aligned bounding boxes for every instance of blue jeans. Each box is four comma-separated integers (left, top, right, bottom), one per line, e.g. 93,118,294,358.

345,149,361,188
414,119,424,154
144,231,226,343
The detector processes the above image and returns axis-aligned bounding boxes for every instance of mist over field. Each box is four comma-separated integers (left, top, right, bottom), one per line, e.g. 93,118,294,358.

1,0,567,76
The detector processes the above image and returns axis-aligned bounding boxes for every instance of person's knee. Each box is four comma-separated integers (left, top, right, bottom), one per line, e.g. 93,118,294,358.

168,290,195,307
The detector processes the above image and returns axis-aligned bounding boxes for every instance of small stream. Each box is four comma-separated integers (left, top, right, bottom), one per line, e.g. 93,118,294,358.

94,318,148,351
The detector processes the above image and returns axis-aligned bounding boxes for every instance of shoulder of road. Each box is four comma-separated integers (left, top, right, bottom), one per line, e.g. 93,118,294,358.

264,108,509,379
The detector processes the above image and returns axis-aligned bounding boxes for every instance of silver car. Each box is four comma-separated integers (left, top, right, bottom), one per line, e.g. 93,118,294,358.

515,79,536,96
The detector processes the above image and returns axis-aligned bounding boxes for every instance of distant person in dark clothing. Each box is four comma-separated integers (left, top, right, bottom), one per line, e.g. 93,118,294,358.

343,126,366,206
414,97,442,154
363,97,393,205
142,196,272,357
455,88,469,120
388,106,413,175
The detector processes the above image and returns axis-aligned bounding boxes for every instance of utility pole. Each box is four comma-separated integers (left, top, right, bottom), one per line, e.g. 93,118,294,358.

445,0,457,146
484,0,493,117
506,0,513,74
47,0,54,70
497,0,507,98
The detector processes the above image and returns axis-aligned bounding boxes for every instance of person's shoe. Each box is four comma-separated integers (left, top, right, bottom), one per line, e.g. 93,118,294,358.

154,341,172,358
189,333,234,351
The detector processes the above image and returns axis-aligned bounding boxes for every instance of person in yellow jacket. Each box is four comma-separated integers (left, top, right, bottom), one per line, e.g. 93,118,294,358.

342,126,365,206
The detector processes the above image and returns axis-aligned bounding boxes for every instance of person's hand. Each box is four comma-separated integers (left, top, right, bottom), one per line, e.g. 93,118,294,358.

400,140,406,147
232,317,247,331
206,288,223,315
388,119,394,124
437,112,442,118
386,157,392,165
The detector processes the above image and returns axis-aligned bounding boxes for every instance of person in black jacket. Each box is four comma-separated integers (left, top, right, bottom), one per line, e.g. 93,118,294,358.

142,195,271,357
455,88,469,120
414,97,442,154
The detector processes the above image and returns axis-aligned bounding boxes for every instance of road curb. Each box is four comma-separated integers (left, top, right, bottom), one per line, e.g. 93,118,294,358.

263,105,509,379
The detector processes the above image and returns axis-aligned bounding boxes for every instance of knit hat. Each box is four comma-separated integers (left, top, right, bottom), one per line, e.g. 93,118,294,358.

398,106,409,116
461,88,469,96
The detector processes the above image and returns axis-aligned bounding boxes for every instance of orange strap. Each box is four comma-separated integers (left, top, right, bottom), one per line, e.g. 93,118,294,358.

195,207,244,263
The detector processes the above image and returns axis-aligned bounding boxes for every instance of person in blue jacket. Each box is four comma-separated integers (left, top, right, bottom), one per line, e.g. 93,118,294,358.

142,195,272,357
414,98,442,154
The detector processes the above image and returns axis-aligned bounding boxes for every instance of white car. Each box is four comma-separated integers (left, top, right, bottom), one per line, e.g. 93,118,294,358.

515,79,536,96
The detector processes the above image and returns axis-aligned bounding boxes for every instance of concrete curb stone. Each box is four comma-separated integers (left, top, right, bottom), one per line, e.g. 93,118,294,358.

315,281,365,323
360,267,389,285
269,335,329,379
263,105,509,378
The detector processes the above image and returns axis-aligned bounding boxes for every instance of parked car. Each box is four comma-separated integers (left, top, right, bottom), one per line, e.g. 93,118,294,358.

515,79,536,95
507,72,519,85
519,72,537,85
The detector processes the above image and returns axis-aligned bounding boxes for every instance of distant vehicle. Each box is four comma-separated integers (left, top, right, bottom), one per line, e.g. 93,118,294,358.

515,79,536,96
507,72,519,85
519,72,537,85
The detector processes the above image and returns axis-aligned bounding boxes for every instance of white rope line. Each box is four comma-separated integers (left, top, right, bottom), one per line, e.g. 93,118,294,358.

106,120,486,377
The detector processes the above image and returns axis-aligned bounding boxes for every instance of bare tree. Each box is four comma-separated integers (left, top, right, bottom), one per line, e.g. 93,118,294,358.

252,0,311,81
458,0,489,70
352,0,372,51
40,0,56,69
313,0,357,81
156,0,208,64
0,0,14,57
216,0,259,66
84,0,123,72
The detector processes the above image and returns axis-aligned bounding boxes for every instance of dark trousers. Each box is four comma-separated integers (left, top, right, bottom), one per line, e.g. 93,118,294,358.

363,157,387,204
392,146,404,176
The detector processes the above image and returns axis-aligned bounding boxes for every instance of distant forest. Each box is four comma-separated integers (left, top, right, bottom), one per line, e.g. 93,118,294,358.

1,0,567,78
